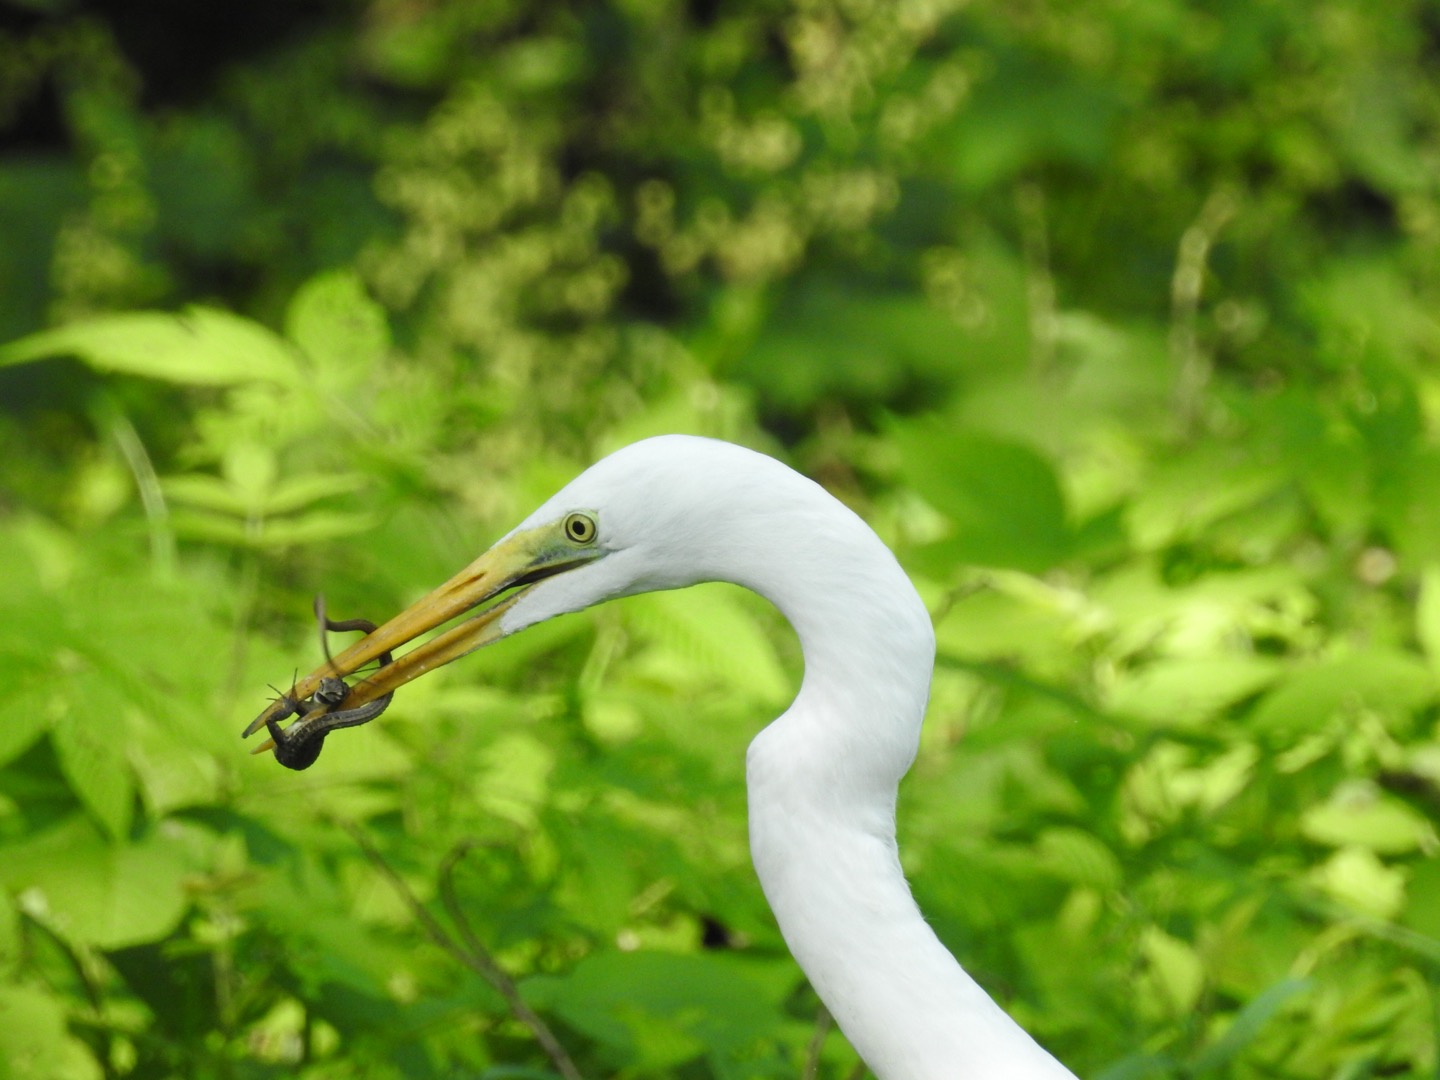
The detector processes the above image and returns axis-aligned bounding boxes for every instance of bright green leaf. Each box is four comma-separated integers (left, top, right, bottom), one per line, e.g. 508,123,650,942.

1310,846,1407,920
1300,784,1434,855
0,660,51,770
1249,650,1433,738
1416,564,1440,678
1108,654,1282,728
0,985,103,1080
0,818,189,949
285,269,390,372
49,674,134,840
1138,926,1205,1016
222,441,278,500
0,307,300,386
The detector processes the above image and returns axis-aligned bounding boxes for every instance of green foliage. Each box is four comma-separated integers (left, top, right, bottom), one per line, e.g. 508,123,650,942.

2,0,1439,1078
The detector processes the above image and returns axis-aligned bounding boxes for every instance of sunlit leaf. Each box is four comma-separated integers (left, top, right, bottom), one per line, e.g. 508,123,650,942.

159,474,252,516
169,508,379,547
1127,448,1286,551
1107,654,1282,728
0,818,189,949
263,472,369,514
0,985,103,1080
222,440,278,500
1309,846,1407,920
1137,925,1205,1016
1249,650,1433,737
285,269,390,372
0,307,300,386
49,672,134,840
0,658,51,769
1416,563,1440,677
1300,783,1434,855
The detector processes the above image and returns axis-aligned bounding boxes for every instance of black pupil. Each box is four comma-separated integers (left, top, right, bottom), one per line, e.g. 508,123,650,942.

571,518,588,538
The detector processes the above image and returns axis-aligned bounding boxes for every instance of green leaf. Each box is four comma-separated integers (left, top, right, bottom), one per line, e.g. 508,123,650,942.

0,890,17,969
476,732,555,828
1108,654,1283,729
0,985,103,1080
222,440,278,500
1299,784,1433,855
894,420,1070,572
1402,857,1440,938
1309,846,1407,920
127,718,223,818
522,951,789,1069
1416,563,1440,678
1127,447,1285,550
163,471,368,520
933,576,1090,678
285,269,390,371
623,584,790,704
556,821,637,935
246,858,414,1000
1092,1054,1178,1080
737,283,969,410
49,672,134,840
0,307,300,386
262,472,369,514
1138,925,1204,1015
1034,827,1122,891
1190,978,1313,1075
169,507,379,547
0,657,51,769
0,818,189,949
1249,650,1433,738
158,474,252,516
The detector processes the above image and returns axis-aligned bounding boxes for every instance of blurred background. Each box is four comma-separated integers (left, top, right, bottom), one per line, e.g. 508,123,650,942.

1,0,1438,1076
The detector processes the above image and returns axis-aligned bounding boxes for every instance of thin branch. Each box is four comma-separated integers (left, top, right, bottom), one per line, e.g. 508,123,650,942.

437,842,586,1080
101,404,175,578
1170,186,1239,430
926,571,995,627
802,1003,832,1080
342,824,585,1080
1016,181,1057,376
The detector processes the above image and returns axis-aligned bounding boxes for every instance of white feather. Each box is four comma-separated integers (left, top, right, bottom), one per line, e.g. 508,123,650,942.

500,435,1076,1079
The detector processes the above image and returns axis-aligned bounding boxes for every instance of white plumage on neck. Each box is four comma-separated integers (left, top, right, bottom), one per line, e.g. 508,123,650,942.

500,435,1076,1079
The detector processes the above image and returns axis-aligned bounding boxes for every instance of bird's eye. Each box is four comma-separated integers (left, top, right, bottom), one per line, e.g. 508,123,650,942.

563,512,597,544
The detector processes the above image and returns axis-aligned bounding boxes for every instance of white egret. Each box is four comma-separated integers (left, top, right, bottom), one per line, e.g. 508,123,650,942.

245,435,1077,1079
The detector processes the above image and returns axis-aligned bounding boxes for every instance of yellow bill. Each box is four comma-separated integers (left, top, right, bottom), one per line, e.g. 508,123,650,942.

242,515,603,758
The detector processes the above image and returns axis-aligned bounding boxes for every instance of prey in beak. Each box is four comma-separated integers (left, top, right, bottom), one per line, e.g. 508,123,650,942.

242,513,603,767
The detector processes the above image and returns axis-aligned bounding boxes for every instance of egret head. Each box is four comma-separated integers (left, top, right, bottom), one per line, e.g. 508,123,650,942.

242,436,814,749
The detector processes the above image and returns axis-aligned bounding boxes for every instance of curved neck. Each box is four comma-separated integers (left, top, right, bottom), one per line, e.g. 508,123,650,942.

741,517,1075,1080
